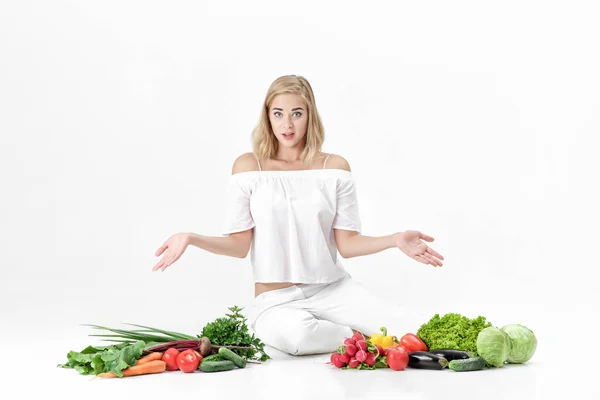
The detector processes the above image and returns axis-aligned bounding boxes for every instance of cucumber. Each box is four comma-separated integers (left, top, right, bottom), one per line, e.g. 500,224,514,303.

199,360,236,372
218,347,247,368
449,357,486,372
202,354,226,362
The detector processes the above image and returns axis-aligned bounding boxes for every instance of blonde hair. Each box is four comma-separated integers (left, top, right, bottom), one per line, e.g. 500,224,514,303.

251,75,325,165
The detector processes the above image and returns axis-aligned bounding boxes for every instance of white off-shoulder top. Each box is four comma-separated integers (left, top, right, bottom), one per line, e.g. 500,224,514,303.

221,161,362,284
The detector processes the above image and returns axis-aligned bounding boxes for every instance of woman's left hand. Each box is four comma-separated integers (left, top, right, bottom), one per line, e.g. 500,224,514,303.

395,230,444,267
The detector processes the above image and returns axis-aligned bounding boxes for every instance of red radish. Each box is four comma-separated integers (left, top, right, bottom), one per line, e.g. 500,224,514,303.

344,338,356,346
356,340,368,351
365,352,376,367
348,357,360,368
330,353,337,364
331,353,346,368
374,344,384,356
345,343,358,357
352,332,365,342
338,353,350,364
355,350,367,362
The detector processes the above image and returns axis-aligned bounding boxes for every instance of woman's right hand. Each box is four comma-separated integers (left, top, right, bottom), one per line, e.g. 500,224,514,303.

152,233,190,272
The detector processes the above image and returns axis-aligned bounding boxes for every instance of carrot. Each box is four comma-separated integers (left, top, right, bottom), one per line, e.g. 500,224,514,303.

136,352,163,365
97,360,167,378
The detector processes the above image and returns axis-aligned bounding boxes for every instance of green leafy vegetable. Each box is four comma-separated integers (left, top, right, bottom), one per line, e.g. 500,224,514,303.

476,327,511,367
416,313,492,354
58,340,146,377
501,324,537,363
200,305,270,362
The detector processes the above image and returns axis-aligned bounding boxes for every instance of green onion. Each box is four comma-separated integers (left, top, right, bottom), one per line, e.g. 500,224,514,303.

122,323,197,340
81,323,196,344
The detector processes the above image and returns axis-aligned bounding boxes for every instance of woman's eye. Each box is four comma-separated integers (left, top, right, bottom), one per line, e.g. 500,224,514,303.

273,112,302,117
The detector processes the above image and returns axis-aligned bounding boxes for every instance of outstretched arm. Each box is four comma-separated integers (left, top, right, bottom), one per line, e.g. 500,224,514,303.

152,153,259,272
326,155,444,267
334,229,444,267
334,229,396,258
152,230,252,272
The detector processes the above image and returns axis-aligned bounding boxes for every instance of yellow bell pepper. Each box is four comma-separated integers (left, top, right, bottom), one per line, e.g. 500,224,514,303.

369,327,398,348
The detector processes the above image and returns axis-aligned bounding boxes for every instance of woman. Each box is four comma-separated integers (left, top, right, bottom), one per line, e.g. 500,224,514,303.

152,75,445,356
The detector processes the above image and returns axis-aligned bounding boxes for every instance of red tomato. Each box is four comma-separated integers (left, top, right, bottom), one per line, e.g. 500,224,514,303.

386,347,409,371
383,346,395,356
399,333,427,352
177,349,201,373
162,348,180,371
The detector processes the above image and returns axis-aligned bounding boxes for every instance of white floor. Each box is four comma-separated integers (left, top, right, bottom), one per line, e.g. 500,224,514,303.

6,306,598,400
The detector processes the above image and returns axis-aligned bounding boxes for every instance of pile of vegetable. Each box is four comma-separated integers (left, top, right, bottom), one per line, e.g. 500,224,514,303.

329,329,431,371
416,313,537,370
329,332,389,370
58,305,270,378
60,307,537,377
328,314,537,373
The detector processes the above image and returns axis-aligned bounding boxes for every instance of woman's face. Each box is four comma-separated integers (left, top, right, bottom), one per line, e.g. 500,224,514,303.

268,93,308,148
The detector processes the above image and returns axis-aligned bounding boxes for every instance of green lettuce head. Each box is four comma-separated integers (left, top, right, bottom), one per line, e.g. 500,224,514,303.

501,324,537,363
476,327,511,367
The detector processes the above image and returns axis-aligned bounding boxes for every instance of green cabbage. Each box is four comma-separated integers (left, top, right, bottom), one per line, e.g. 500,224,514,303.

501,324,537,363
476,327,511,367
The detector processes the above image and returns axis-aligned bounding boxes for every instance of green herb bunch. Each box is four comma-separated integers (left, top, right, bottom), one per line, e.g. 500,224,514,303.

200,306,270,362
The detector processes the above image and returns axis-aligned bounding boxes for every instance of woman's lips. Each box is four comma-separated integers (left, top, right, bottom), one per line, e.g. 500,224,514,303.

282,132,295,140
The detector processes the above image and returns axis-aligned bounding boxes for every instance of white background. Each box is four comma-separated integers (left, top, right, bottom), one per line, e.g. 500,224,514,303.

1,0,599,398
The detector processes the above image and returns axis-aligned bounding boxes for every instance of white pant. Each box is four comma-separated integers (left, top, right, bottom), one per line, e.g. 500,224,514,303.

243,274,415,356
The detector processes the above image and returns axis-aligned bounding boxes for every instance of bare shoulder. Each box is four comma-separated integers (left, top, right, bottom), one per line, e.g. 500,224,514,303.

232,152,260,174
324,153,351,172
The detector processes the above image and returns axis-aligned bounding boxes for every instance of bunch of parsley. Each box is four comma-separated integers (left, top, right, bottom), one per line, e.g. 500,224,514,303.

416,313,492,354
199,305,271,362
